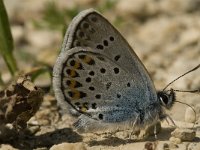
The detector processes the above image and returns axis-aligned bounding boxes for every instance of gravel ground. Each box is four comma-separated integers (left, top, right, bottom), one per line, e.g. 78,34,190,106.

0,0,200,149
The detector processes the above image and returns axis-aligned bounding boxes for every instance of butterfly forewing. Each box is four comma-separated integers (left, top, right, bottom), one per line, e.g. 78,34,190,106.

63,9,157,103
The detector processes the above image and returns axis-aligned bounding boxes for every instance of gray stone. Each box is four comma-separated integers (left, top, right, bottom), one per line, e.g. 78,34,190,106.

171,128,196,141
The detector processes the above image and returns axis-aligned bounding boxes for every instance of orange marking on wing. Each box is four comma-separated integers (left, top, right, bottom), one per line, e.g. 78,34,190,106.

83,56,91,63
71,70,76,77
74,61,81,69
71,89,80,100
79,55,95,65
69,80,76,88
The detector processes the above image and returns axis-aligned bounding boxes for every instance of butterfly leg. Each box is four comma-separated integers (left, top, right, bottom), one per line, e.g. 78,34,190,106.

137,122,161,140
128,115,139,139
154,124,157,139
165,115,177,127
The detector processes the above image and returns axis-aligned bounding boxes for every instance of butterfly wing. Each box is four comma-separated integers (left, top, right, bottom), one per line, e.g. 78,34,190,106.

62,8,157,101
53,9,161,132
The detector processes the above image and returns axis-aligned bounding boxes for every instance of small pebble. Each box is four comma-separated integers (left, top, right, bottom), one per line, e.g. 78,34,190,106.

169,137,182,144
169,143,179,149
144,142,156,150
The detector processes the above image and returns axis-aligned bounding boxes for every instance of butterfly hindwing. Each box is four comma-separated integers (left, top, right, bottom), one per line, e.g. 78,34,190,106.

57,47,149,121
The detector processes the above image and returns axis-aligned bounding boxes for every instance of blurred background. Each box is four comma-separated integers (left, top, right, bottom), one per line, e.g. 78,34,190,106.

0,0,200,115
0,0,200,149
1,0,200,134
1,0,199,87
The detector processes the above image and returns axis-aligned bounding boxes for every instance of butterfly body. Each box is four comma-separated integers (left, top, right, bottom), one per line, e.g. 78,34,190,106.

53,9,174,133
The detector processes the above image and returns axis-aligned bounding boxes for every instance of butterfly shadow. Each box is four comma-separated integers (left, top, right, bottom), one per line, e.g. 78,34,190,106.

144,127,175,141
87,127,175,147
2,127,83,149
145,126,200,143
88,136,135,147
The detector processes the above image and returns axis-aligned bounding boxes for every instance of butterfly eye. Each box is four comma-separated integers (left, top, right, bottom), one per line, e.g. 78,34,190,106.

159,94,169,106
157,91,169,106
157,90,176,109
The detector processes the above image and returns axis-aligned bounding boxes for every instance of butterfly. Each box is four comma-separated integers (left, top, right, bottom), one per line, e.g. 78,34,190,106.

53,8,179,133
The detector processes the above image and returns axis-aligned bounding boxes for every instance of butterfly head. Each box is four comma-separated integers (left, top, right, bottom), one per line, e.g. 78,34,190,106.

157,89,176,110
157,64,200,110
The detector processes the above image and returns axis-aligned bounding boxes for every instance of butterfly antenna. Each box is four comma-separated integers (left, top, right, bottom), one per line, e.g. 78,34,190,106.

163,64,200,91
173,89,200,94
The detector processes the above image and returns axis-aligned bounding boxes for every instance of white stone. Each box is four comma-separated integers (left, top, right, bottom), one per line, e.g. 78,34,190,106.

185,106,196,123
169,137,182,144
50,143,86,150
